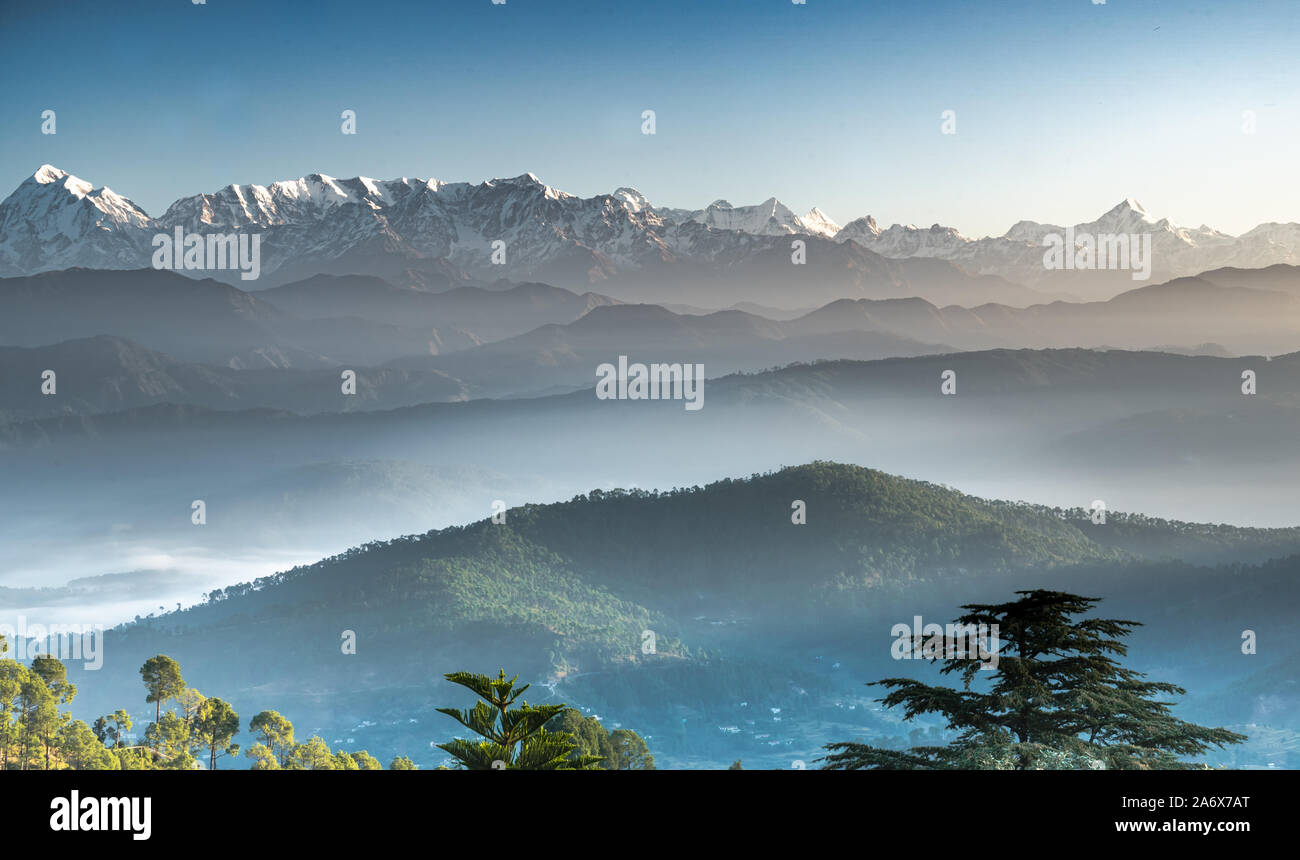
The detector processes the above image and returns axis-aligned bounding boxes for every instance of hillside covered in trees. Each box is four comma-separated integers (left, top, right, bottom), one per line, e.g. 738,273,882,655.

44,462,1300,769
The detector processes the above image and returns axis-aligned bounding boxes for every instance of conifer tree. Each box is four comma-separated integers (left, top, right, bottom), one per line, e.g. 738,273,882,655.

92,710,132,749
248,710,296,767
436,670,602,770
191,697,240,770
139,655,185,725
822,590,1247,770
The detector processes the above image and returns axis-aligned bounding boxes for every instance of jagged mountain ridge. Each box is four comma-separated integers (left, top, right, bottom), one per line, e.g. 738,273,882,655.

7,165,1294,304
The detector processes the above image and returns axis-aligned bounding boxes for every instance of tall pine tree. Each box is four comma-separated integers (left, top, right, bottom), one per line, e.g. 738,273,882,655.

822,590,1247,770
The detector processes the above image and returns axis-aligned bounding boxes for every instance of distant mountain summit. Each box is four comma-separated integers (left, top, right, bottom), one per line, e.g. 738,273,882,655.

0,165,155,273
681,197,840,237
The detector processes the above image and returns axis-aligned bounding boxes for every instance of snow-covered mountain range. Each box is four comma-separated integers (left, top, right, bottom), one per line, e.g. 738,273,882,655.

3,165,1298,303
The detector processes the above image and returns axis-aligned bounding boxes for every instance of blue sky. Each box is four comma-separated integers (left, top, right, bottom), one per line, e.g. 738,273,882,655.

2,0,1297,236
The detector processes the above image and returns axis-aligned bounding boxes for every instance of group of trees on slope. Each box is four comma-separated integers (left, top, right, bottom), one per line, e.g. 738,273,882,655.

1,636,653,770
0,642,416,770
3,589,1245,770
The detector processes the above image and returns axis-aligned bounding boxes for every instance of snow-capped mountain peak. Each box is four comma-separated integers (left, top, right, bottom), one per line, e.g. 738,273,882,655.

29,164,95,199
612,187,652,213
9,164,151,228
834,215,881,241
489,172,540,186
482,172,572,201
1117,197,1147,216
687,196,834,236
1091,197,1159,232
798,206,841,238
267,174,353,208
33,163,63,182
0,165,155,273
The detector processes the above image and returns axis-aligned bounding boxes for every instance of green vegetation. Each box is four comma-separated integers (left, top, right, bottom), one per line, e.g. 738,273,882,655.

123,463,1300,681
547,706,655,769
0,641,370,770
2,638,655,770
139,654,184,724
821,590,1247,770
10,464,1290,770
436,670,603,770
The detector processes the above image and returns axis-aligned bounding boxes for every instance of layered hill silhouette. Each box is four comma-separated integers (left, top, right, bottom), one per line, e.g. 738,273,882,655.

6,267,1298,407
0,268,480,368
386,303,950,397
5,347,1298,560
0,336,473,420
256,274,619,342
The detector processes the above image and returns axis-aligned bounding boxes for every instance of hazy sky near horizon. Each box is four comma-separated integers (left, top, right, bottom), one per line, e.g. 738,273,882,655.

2,0,1297,237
